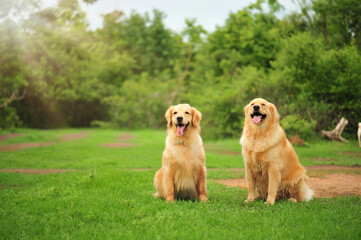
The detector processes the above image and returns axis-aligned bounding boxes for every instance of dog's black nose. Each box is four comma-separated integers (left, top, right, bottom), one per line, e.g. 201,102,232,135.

253,105,260,111
177,116,183,122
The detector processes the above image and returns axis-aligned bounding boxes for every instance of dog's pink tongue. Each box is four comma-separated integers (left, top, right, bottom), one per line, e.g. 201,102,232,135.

176,126,185,136
252,116,262,124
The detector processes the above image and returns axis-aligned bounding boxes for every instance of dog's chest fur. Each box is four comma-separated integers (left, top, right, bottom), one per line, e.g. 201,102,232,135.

166,136,204,164
166,135,204,197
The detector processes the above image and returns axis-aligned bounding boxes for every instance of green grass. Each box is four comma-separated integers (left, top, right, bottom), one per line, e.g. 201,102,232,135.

0,129,361,239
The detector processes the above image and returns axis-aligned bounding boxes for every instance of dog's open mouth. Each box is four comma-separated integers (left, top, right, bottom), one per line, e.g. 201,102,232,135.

176,123,189,136
251,112,267,124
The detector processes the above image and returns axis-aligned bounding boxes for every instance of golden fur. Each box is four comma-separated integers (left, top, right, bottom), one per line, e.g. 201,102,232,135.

240,98,314,205
154,104,208,202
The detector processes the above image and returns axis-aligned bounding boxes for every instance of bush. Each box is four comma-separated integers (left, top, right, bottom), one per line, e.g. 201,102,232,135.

0,106,21,129
280,115,316,140
103,73,173,129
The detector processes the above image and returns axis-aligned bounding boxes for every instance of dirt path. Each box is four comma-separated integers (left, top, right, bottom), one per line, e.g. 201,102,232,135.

118,133,134,141
0,169,76,174
101,133,138,148
0,131,89,152
60,131,88,141
214,165,361,198
0,133,23,142
0,142,55,152
339,152,361,157
101,143,138,148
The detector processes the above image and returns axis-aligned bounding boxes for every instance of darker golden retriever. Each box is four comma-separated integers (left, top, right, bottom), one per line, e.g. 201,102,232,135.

240,98,314,205
154,104,208,202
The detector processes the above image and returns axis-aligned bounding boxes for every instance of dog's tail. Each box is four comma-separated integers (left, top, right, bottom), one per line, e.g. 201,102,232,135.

301,179,314,201
304,184,314,201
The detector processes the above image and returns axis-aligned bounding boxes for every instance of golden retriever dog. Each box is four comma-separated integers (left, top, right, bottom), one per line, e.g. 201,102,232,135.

240,98,314,205
154,104,208,202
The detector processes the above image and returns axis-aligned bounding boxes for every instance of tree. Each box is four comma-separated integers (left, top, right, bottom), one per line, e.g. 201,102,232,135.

0,20,28,109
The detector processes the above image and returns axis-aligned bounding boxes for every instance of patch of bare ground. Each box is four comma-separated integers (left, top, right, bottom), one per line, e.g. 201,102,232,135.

122,168,154,171
306,165,361,177
101,133,137,148
118,133,134,141
215,165,361,198
0,169,76,174
307,157,337,162
306,165,359,171
215,178,248,188
101,143,138,148
60,131,88,141
339,151,361,157
0,142,54,152
0,133,23,142
308,174,361,198
0,131,89,152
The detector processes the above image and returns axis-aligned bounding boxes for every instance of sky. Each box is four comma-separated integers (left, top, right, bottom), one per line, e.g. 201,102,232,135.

45,0,300,32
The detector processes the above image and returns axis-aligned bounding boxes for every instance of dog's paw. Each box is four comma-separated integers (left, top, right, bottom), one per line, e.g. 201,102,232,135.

165,196,174,203
198,194,209,202
288,198,297,203
264,199,275,205
244,198,254,203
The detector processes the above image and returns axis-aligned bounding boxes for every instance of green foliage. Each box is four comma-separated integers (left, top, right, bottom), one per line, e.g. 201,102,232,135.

281,114,316,139
100,9,181,76
269,33,361,133
187,66,269,139
102,73,173,129
312,0,361,49
0,0,360,139
0,20,28,109
0,106,21,129
197,9,281,77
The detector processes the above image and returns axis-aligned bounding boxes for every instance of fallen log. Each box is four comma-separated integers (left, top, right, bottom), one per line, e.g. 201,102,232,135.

321,117,348,142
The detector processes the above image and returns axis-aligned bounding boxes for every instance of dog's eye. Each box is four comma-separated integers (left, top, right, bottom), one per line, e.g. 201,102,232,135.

185,112,189,114
173,112,177,114
262,104,265,106
251,103,254,106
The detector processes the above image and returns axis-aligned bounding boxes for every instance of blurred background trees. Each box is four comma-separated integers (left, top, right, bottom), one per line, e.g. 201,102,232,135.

0,0,360,140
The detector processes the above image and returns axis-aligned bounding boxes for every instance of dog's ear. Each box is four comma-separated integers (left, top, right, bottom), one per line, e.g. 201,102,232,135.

244,104,250,117
269,103,280,122
191,107,202,127
165,106,174,128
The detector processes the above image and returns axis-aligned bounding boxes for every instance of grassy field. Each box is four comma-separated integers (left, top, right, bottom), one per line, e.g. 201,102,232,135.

0,129,360,239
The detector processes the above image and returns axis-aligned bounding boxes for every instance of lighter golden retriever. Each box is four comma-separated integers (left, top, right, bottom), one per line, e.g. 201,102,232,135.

240,98,314,205
154,104,208,202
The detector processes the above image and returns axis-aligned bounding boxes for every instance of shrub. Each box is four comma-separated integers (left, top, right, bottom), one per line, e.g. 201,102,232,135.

280,115,316,140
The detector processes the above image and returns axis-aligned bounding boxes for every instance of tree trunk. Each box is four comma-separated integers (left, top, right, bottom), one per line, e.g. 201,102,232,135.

0,88,27,109
321,117,349,142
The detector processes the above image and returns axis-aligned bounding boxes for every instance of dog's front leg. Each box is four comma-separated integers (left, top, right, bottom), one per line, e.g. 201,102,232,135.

244,163,255,203
164,168,175,202
265,165,281,205
197,166,208,202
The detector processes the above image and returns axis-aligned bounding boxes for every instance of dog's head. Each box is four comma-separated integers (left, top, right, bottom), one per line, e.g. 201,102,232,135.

244,98,280,127
165,104,202,136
